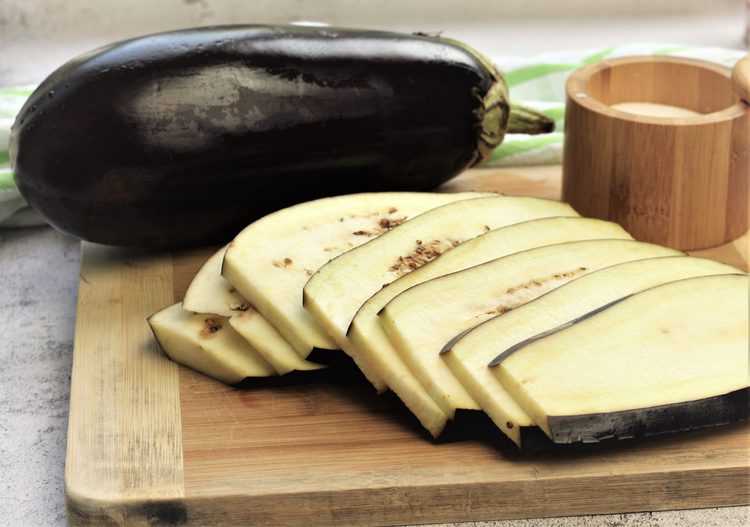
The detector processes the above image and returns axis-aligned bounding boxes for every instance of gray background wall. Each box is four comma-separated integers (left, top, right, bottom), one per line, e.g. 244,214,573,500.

1,0,745,84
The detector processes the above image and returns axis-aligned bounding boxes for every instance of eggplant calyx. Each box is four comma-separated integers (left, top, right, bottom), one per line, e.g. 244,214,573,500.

508,104,556,135
438,36,510,165
475,81,511,164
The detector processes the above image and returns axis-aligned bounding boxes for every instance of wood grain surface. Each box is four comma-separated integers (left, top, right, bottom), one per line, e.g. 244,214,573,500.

65,166,750,526
66,248,185,526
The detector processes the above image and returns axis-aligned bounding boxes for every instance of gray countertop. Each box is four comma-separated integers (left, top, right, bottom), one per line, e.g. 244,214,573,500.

2,220,749,527
1,2,748,524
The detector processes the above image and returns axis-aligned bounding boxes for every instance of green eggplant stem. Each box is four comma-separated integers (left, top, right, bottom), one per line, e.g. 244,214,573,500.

508,104,555,135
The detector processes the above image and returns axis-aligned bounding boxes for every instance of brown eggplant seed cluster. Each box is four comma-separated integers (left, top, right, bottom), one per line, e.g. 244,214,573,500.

389,238,462,276
200,317,223,337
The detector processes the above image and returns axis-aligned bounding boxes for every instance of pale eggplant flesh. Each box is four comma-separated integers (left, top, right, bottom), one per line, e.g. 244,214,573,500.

147,302,275,384
182,245,323,375
379,239,681,430
344,216,630,437
442,255,742,447
223,191,485,362
148,302,342,386
182,245,250,318
491,274,749,445
303,196,579,402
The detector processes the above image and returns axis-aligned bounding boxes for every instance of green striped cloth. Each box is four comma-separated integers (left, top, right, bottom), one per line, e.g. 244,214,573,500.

487,43,745,167
1,84,36,226
1,44,745,227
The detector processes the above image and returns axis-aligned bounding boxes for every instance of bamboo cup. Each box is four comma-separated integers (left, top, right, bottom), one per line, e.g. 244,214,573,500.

563,55,749,251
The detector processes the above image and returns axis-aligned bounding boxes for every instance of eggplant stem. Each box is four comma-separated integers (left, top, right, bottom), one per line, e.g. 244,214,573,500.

508,104,555,135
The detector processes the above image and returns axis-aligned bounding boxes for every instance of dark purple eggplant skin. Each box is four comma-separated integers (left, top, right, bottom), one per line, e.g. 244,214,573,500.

546,388,749,445
10,25,503,248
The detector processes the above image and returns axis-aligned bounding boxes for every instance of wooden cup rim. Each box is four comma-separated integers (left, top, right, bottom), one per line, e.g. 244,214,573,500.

566,55,746,127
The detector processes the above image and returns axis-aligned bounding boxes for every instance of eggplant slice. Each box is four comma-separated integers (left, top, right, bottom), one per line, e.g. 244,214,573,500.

148,303,275,384
491,274,749,444
303,196,578,397
183,246,321,375
443,256,742,447
379,239,681,424
228,311,324,376
183,245,249,318
347,217,630,437
223,192,483,367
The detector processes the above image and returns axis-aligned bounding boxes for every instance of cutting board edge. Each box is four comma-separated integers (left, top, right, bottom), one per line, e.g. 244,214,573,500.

65,464,750,526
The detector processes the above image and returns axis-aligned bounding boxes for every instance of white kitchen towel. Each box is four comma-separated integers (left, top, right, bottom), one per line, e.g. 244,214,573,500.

0,44,745,227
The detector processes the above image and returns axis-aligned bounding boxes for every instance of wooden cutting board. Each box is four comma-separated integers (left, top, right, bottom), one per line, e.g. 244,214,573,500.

65,166,750,527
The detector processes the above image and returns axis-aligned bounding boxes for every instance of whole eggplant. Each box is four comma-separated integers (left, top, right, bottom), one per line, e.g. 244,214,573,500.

11,25,550,248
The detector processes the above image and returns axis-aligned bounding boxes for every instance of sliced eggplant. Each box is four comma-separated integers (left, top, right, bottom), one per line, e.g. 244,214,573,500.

380,239,681,419
443,256,742,446
223,191,483,371
491,274,749,444
347,217,630,436
228,311,324,376
183,245,321,375
148,303,275,384
12,25,534,248
303,196,579,394
183,245,248,317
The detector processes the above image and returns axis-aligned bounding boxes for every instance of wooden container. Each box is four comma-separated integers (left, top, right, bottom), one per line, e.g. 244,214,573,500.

563,55,750,251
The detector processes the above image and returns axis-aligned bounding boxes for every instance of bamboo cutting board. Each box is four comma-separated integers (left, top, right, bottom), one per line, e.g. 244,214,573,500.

65,166,750,527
